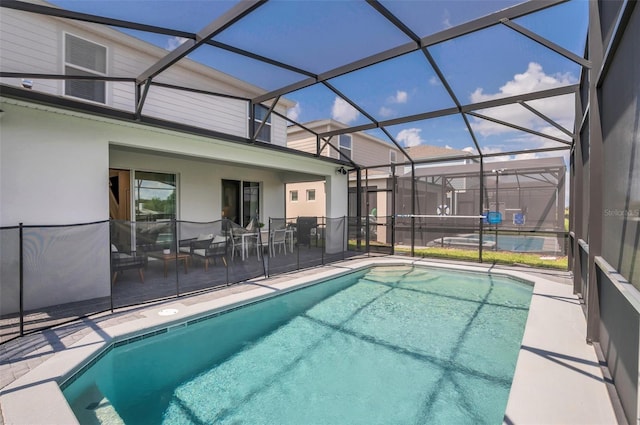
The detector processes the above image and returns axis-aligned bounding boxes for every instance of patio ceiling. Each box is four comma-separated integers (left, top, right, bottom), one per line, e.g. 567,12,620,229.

0,0,589,167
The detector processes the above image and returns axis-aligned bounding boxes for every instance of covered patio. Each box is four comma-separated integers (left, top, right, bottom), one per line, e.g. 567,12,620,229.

1,0,638,423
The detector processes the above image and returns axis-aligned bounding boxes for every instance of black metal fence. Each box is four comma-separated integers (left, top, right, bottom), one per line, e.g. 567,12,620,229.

1,217,361,344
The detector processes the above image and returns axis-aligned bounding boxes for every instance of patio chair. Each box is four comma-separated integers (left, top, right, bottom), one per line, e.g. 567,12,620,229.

178,233,213,255
179,234,227,271
270,228,288,256
111,244,146,284
191,235,228,271
297,216,318,248
228,227,245,260
193,236,227,272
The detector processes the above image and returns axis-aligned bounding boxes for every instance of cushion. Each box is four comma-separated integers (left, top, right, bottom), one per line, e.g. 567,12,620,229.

212,235,227,244
197,233,214,241
111,244,118,252
179,247,191,254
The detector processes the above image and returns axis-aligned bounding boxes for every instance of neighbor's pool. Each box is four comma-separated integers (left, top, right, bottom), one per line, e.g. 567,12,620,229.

466,234,547,252
63,265,533,424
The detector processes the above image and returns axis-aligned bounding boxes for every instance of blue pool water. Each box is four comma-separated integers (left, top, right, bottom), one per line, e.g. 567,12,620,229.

466,234,546,252
63,266,533,424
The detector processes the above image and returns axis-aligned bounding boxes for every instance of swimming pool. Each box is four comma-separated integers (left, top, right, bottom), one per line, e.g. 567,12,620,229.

473,234,545,252
62,265,533,424
428,234,561,253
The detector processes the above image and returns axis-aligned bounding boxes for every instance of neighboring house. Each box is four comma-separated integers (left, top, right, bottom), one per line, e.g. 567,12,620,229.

286,120,475,243
405,145,475,164
286,182,326,219
286,121,476,220
286,120,565,247
286,119,403,220
0,2,348,312
287,119,403,167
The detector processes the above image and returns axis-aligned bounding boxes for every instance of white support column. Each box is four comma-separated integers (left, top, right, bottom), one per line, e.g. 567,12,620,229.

325,173,349,254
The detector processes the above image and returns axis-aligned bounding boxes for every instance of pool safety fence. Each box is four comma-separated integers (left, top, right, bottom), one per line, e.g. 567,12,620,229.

0,216,567,344
0,217,354,344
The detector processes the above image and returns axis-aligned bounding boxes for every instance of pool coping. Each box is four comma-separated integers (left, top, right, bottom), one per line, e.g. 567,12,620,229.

0,258,617,424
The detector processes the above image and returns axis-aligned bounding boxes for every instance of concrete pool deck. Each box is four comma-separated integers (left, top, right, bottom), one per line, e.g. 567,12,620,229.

0,257,619,424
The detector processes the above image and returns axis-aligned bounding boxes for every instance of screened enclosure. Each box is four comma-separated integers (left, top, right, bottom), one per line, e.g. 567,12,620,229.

0,0,594,339
348,156,566,261
1,1,639,420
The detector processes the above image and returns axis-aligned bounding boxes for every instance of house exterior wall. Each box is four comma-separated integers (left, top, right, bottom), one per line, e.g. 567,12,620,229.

286,181,326,218
0,8,59,93
287,126,399,167
0,103,109,226
286,121,401,219
0,100,313,227
0,4,289,146
287,134,319,156
0,99,345,312
351,136,396,168
109,149,286,223
0,102,111,312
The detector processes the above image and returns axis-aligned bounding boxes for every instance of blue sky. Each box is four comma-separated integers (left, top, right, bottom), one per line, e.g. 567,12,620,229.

52,0,588,159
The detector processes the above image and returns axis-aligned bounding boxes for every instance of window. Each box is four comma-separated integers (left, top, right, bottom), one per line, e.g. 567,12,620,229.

339,134,352,160
307,189,316,201
290,190,298,202
64,34,107,103
134,171,176,222
250,104,271,143
222,179,261,227
242,181,260,227
390,150,397,163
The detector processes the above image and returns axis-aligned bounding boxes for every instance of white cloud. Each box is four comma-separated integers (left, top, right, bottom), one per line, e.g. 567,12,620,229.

379,106,395,118
470,62,577,138
429,76,441,86
390,90,408,104
287,102,301,122
471,62,576,102
166,36,189,51
442,9,452,29
396,128,424,147
479,146,512,162
331,97,360,124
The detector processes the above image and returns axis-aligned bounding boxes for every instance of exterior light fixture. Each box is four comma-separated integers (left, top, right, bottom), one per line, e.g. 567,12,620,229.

336,166,347,175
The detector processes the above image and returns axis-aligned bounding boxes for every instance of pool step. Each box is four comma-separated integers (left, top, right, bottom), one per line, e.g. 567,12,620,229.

72,384,124,425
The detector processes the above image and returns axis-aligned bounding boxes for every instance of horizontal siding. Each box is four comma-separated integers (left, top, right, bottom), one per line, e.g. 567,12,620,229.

288,137,318,155
111,45,159,78
111,81,136,112
271,114,287,147
0,12,58,70
354,135,397,166
143,85,247,137
1,9,281,139
0,10,59,94
155,67,255,100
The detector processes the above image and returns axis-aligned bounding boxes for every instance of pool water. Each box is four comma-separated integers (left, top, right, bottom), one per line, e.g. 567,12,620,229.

466,234,546,252
63,266,533,424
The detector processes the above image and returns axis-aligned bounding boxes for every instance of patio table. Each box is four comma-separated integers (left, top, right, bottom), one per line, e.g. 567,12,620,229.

147,251,190,277
239,232,261,261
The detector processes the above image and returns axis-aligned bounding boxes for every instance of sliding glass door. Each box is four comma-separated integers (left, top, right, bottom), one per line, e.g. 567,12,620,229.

243,181,260,227
222,179,260,227
134,171,176,222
